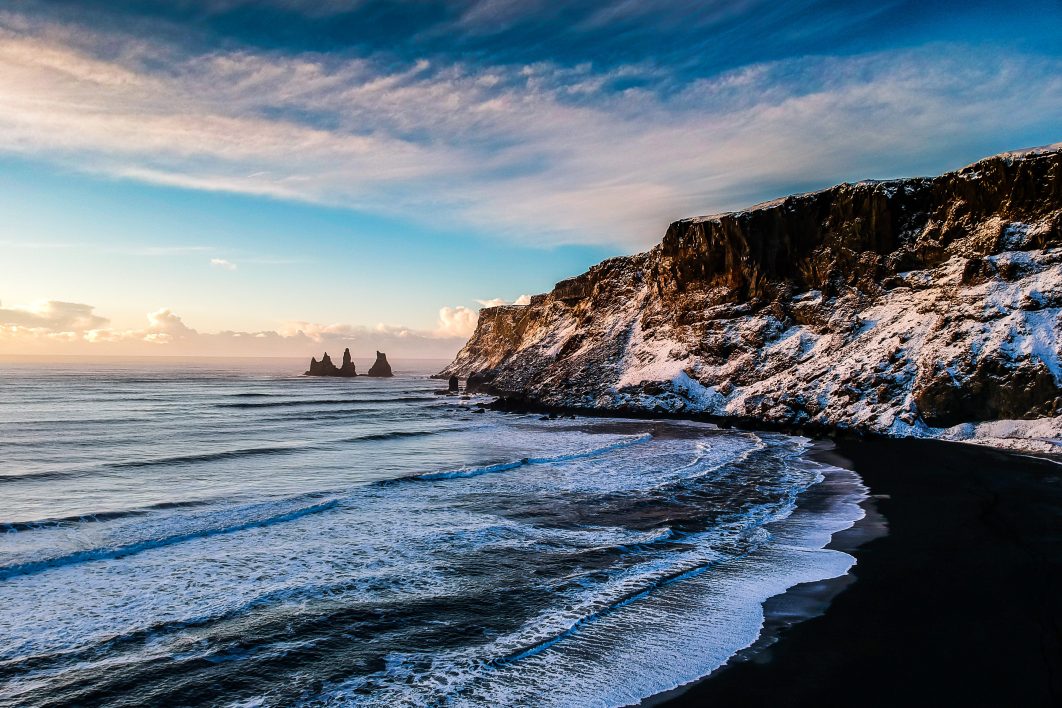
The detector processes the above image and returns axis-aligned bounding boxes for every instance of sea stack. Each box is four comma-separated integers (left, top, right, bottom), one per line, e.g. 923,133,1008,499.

367,351,394,377
305,352,340,376
305,350,354,377
448,375,459,392
338,348,357,377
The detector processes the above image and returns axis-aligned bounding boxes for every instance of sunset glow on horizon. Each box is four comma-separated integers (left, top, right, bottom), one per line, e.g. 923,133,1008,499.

2,0,1060,357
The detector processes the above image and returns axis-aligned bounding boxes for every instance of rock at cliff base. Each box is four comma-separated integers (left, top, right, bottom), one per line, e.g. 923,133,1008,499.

448,375,459,392
367,351,394,377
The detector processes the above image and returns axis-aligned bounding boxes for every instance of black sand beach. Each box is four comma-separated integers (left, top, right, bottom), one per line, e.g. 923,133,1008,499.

661,437,1062,707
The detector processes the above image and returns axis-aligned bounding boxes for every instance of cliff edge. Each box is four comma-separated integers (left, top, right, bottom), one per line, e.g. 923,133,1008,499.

441,144,1062,452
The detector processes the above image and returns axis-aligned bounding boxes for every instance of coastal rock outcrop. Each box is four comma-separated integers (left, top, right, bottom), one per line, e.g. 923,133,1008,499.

305,348,365,377
306,352,340,376
367,351,394,377
338,348,357,377
439,144,1062,451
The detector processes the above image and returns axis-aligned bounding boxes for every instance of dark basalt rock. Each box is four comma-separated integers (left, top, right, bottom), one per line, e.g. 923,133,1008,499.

465,371,494,394
338,348,357,377
553,276,590,304
652,149,1062,301
305,348,359,377
367,351,394,377
913,358,1061,426
448,375,459,392
305,352,340,376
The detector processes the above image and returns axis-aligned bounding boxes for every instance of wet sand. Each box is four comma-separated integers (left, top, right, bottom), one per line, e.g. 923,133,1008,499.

660,436,1062,707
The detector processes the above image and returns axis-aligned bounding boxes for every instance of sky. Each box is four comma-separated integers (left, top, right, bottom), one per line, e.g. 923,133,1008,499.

1,0,1060,358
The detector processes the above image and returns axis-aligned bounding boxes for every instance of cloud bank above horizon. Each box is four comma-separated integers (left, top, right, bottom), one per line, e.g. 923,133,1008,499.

0,298,484,358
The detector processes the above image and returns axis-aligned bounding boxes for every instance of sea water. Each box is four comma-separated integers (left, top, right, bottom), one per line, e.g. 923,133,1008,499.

0,357,866,706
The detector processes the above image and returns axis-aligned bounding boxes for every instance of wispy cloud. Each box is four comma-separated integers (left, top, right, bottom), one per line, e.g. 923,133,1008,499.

210,257,237,270
131,245,213,255
0,11,1059,248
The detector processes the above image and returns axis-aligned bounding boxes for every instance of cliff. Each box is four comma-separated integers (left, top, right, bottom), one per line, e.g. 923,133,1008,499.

441,144,1062,452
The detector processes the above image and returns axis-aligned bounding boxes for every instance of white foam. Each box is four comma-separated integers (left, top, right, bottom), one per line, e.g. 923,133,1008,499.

302,444,868,707
0,421,867,708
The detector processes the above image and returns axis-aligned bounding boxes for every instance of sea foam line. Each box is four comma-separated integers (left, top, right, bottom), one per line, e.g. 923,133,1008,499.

413,433,653,481
476,444,826,669
216,396,434,409
0,499,340,582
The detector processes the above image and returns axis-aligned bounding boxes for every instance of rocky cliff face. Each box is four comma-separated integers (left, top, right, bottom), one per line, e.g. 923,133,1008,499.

441,145,1062,451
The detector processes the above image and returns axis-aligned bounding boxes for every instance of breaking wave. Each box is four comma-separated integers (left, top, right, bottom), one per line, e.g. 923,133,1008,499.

0,497,341,581
217,396,434,409
414,433,653,480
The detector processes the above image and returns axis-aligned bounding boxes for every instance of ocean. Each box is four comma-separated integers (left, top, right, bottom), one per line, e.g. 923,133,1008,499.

0,357,867,707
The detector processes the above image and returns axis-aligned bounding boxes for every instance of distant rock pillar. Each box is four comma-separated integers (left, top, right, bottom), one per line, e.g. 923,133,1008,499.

367,351,394,377
339,347,357,377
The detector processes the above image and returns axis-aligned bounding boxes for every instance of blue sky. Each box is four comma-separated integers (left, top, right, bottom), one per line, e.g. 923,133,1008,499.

0,0,1060,356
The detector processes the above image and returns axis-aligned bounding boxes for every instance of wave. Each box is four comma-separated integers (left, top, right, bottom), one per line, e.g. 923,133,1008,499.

361,396,438,404
101,430,457,470
0,498,341,581
0,576,374,681
338,428,464,443
216,398,358,409
0,469,89,485
482,486,805,669
217,396,434,409
0,427,469,485
108,444,309,469
488,554,728,668
414,433,652,481
1,499,219,532
0,416,153,428
258,407,388,421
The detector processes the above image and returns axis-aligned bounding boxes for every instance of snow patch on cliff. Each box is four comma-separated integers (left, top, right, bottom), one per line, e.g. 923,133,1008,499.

616,320,690,389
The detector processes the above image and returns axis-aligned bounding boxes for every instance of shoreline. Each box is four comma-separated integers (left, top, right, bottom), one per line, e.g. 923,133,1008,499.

640,441,886,707
654,435,1062,707
482,395,1062,455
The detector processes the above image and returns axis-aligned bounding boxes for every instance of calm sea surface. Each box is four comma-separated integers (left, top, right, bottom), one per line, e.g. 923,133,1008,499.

0,357,865,707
